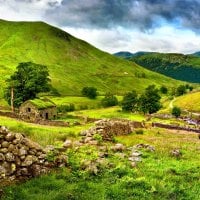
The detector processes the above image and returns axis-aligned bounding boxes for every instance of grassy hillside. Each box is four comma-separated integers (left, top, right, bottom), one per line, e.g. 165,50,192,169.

131,53,200,83
0,19,182,98
174,92,200,112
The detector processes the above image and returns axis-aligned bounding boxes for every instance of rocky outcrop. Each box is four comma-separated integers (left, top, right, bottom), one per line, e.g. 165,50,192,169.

80,119,145,141
0,126,67,184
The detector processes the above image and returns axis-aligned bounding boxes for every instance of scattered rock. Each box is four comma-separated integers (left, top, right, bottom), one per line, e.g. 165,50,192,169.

63,140,73,149
111,143,126,152
170,149,182,158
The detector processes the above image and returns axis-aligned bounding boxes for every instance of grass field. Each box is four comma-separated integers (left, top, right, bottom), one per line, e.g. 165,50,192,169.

174,92,200,112
1,128,200,200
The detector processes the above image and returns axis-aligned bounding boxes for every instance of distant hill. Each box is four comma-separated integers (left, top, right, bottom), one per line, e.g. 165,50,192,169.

113,51,134,59
131,53,200,83
0,19,182,97
191,52,200,57
114,51,153,59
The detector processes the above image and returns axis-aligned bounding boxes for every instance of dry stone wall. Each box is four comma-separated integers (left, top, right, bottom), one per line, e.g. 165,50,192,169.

81,119,145,141
0,126,67,184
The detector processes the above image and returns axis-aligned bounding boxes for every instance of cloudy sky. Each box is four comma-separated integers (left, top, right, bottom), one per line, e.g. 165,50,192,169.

1,0,200,54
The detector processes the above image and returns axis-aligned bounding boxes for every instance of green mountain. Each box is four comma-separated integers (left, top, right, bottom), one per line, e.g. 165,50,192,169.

114,51,153,59
114,51,134,59
0,19,182,97
131,53,200,83
192,51,200,57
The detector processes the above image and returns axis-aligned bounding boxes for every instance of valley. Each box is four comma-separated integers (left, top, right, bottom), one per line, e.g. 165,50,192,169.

0,19,200,200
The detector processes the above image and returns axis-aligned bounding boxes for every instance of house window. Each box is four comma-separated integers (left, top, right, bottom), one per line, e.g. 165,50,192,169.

45,113,49,120
27,108,31,112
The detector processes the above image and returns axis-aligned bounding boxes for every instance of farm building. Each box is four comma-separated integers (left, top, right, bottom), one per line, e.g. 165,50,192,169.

19,98,57,122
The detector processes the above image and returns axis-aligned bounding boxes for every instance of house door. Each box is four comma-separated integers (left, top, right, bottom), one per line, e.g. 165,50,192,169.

45,113,49,120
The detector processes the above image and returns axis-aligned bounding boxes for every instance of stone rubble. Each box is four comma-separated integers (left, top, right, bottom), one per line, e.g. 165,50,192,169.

80,119,144,141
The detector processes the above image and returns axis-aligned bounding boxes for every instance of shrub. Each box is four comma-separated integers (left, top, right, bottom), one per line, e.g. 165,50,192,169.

93,133,103,144
172,106,181,118
160,85,168,94
57,104,75,113
82,87,97,99
176,85,186,96
135,129,144,135
101,93,118,107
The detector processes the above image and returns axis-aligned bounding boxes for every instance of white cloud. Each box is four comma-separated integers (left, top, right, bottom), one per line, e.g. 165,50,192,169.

63,26,200,54
0,0,61,21
0,1,200,54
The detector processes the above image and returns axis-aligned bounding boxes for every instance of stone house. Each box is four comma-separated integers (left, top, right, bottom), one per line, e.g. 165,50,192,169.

19,98,57,122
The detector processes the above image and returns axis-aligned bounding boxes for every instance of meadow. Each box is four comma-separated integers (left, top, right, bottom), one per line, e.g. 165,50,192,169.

1,127,199,200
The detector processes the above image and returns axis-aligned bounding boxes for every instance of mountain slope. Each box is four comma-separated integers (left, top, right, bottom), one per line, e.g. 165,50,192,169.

0,20,182,97
131,53,200,83
174,92,200,112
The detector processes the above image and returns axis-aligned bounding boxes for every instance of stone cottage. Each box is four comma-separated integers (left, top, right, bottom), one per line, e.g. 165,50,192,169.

19,98,57,122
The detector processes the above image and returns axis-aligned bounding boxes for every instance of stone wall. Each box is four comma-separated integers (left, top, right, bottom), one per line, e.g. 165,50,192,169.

152,122,200,133
81,119,145,141
0,126,67,185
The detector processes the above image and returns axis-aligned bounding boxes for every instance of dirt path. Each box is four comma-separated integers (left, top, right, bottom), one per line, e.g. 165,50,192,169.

169,98,176,109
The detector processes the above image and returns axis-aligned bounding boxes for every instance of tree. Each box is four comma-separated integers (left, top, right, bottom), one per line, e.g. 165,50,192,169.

160,85,168,94
5,62,51,107
176,85,186,96
172,106,181,118
101,93,118,107
121,90,138,112
139,85,161,114
81,87,97,99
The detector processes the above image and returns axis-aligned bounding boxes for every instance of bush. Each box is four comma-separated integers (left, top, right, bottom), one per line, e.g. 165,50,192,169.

93,133,103,144
135,129,144,135
160,85,168,94
172,106,181,118
176,85,186,96
82,87,97,99
101,93,118,107
57,104,75,113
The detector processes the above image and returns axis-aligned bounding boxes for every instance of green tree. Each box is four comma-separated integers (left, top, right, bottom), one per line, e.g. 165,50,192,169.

172,106,181,118
176,85,186,96
121,90,138,112
139,85,161,114
5,62,51,107
81,87,97,99
160,85,168,94
101,93,118,107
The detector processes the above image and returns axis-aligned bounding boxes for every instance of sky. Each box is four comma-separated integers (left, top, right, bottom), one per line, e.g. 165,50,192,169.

0,0,200,54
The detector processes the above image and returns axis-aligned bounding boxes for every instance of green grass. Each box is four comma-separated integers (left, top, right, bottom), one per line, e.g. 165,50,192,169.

70,106,146,121
0,116,91,146
49,96,104,110
174,92,200,112
1,128,200,200
0,19,183,98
